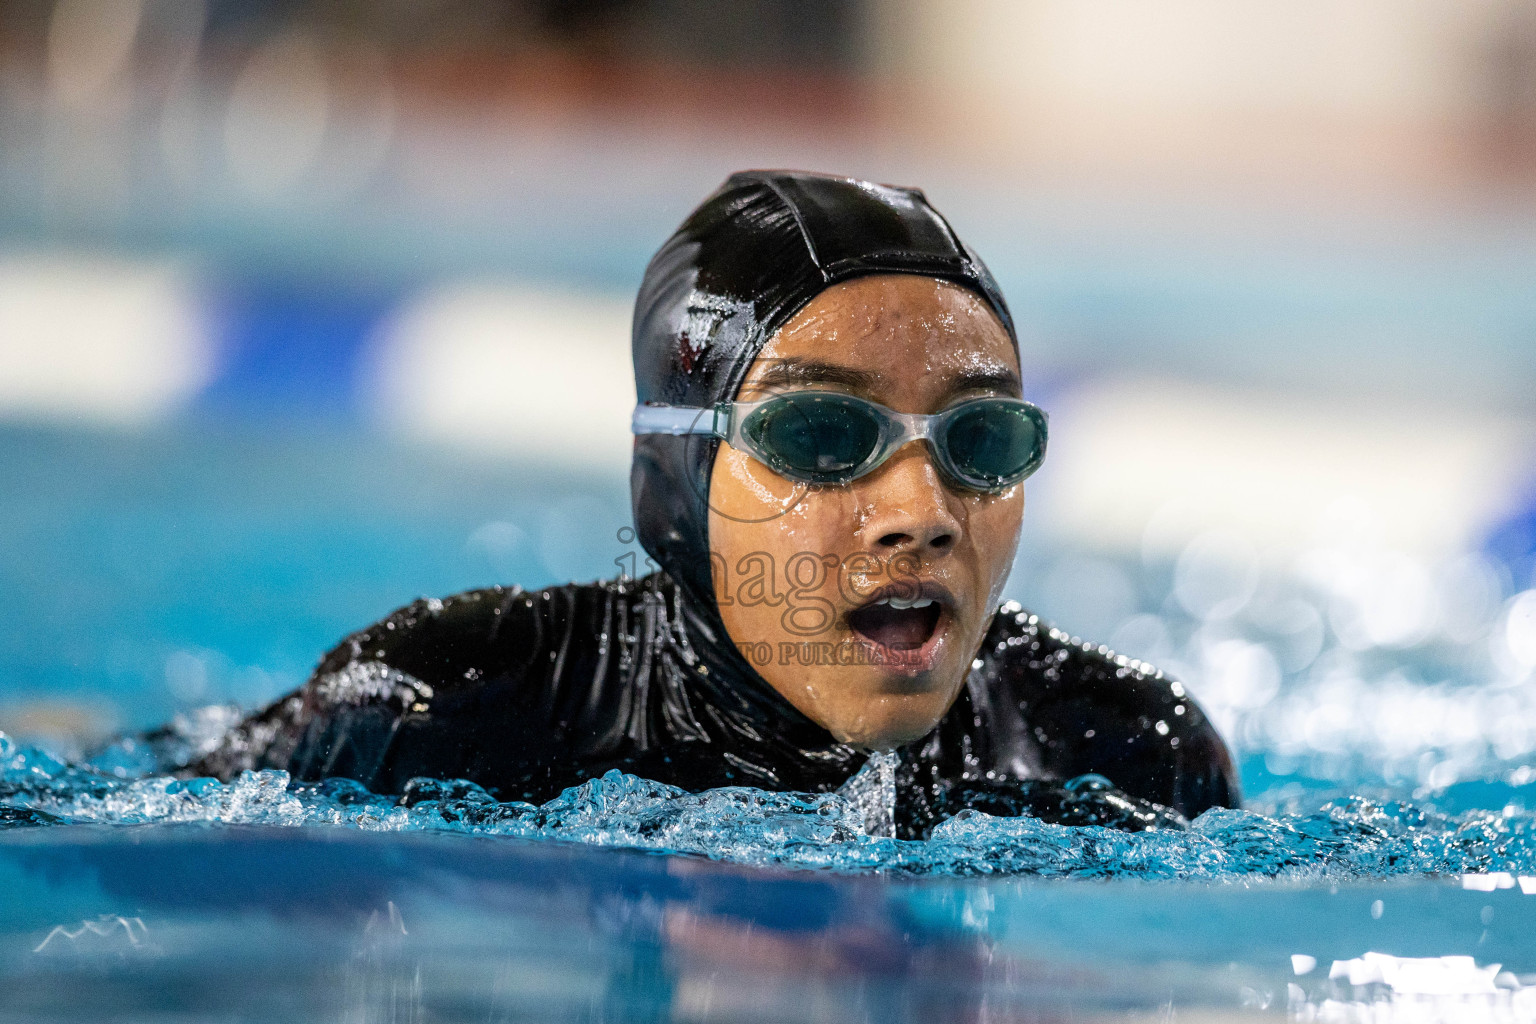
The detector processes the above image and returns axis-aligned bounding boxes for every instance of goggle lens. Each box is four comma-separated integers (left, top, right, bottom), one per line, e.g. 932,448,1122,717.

741,393,883,481
941,399,1045,488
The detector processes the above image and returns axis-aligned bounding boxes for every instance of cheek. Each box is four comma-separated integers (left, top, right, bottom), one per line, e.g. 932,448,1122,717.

709,457,865,608
961,489,1026,582
771,486,862,556
711,447,865,557
709,446,802,521
973,486,1026,541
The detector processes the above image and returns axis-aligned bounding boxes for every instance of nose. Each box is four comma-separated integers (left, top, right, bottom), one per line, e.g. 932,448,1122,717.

859,444,963,555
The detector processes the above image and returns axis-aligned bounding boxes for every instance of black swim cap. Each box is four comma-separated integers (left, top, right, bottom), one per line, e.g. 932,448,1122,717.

630,169,1016,612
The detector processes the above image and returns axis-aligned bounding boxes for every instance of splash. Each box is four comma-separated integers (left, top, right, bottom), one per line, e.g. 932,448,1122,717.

837,750,898,838
4,732,1535,879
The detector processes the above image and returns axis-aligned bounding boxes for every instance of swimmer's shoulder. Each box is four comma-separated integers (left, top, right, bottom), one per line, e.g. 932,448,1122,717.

976,602,1184,708
195,577,663,786
309,574,661,699
974,602,1240,815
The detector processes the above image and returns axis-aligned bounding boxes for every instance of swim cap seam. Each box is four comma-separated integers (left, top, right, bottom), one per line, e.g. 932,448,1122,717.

753,175,830,285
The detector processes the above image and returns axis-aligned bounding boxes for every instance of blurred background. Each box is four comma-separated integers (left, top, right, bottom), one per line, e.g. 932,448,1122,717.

2,0,1536,806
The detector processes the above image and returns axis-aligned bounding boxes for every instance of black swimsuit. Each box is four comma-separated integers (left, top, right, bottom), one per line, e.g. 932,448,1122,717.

190,572,1239,839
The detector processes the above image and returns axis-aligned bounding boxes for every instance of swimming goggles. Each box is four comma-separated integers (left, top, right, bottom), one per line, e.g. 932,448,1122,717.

632,392,1048,492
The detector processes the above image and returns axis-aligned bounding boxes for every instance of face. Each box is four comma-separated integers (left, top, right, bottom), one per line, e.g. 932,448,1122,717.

707,274,1027,751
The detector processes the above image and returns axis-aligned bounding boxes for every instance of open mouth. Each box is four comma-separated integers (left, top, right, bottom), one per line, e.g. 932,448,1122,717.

846,595,944,652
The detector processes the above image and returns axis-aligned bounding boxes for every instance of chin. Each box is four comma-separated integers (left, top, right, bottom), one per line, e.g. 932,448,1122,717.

828,689,955,751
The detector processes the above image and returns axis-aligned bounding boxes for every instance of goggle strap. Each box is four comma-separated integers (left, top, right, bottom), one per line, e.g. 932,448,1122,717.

630,404,723,437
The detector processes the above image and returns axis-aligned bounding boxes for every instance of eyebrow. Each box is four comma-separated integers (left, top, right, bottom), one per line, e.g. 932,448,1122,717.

750,358,882,392
749,357,1022,399
950,367,1023,397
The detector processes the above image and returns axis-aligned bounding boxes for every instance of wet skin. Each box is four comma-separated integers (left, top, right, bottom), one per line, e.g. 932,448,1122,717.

708,274,1026,751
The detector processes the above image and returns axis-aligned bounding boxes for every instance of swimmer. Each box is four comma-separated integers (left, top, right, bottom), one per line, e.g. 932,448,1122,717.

184,171,1238,838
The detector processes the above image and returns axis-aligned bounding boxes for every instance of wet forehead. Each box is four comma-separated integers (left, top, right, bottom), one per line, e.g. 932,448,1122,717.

746,274,1019,401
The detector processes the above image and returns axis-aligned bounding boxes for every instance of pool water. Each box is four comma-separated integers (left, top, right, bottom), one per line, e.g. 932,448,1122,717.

4,421,1536,1022
6,824,1536,1023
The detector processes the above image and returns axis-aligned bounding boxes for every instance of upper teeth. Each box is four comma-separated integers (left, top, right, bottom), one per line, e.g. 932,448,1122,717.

878,596,934,610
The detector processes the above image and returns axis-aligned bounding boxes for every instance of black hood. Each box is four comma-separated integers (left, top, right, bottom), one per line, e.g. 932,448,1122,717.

630,170,1017,620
